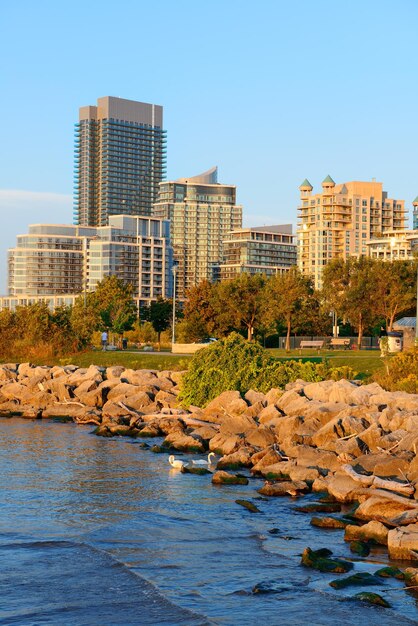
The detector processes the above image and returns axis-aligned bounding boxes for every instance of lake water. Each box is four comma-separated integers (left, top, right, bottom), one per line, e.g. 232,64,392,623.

0,418,417,625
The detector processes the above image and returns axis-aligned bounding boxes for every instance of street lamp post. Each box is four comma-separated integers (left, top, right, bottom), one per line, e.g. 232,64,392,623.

171,265,177,347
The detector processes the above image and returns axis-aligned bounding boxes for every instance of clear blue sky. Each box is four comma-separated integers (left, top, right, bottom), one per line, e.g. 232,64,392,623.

0,0,417,292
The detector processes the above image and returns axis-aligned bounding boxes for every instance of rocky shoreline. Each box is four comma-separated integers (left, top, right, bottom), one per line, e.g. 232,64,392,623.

1,361,418,606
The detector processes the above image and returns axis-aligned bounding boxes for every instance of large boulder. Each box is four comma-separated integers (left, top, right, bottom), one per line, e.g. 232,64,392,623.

202,391,248,423
258,480,309,497
209,432,244,456
244,426,275,448
303,380,335,403
163,431,205,453
324,472,361,502
245,389,266,406
344,521,389,545
388,524,418,560
355,494,418,524
258,404,282,425
217,448,255,469
295,446,341,473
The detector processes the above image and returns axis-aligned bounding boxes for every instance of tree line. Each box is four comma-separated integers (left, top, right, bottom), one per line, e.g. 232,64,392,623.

178,258,417,350
0,258,415,359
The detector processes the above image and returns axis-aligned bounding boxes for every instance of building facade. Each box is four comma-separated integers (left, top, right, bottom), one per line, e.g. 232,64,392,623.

366,229,418,260
297,177,407,288
413,197,418,230
6,216,173,310
153,167,242,299
74,96,166,226
219,225,296,280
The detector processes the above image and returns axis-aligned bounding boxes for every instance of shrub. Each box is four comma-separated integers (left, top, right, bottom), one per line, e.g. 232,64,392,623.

373,347,418,393
179,333,337,407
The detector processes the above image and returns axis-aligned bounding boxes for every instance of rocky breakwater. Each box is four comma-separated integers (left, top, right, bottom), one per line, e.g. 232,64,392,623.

2,363,418,577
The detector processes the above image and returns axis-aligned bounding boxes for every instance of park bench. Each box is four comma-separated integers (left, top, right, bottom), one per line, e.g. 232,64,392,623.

299,340,324,353
329,337,351,350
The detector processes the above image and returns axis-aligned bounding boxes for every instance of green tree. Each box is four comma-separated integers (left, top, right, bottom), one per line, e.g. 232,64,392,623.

322,257,380,348
93,275,137,336
70,294,100,347
146,297,172,350
374,259,417,331
182,280,219,340
212,273,268,341
266,268,313,351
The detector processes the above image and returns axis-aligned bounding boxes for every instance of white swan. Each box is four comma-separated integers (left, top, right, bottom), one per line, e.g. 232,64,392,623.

168,455,187,469
191,452,216,467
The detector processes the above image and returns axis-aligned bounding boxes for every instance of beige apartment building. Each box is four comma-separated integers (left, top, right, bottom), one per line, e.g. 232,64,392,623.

219,225,296,280
297,176,407,288
4,215,173,310
366,229,418,260
153,167,242,299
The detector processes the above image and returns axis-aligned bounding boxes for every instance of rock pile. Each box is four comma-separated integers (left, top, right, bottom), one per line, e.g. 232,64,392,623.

1,363,418,564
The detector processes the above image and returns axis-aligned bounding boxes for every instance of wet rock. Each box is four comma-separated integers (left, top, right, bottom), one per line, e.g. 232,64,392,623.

310,517,347,529
344,521,389,545
296,502,341,513
258,480,308,497
330,572,381,589
353,592,390,608
235,499,260,513
349,540,370,556
375,566,405,580
181,465,211,476
301,547,353,573
212,471,249,485
150,445,171,453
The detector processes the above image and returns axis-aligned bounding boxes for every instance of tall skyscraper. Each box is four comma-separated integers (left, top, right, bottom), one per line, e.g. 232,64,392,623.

74,96,166,226
153,167,242,299
413,196,418,229
297,177,407,288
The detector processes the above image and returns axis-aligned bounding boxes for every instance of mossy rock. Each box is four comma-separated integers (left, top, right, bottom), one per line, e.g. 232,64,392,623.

217,462,246,471
349,541,370,556
310,517,347,529
151,445,171,453
235,499,260,513
330,572,381,589
181,466,211,476
52,416,74,423
265,472,290,481
301,547,353,573
296,503,341,514
375,566,405,580
136,429,160,437
353,592,391,608
93,426,113,437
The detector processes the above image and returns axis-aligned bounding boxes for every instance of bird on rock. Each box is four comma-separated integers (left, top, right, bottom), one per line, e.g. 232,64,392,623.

191,452,216,467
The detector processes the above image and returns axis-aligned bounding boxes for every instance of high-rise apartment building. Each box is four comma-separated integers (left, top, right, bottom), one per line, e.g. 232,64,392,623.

297,177,407,288
219,225,296,281
153,167,242,299
6,216,172,309
74,96,166,226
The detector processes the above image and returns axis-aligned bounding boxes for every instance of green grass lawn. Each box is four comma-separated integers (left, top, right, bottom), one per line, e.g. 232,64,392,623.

2,346,385,380
268,348,384,379
16,350,191,371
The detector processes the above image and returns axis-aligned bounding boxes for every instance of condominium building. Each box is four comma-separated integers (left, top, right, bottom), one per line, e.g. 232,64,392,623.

219,225,297,281
413,197,418,230
297,177,407,288
366,229,418,260
6,215,173,309
153,167,242,299
74,96,166,226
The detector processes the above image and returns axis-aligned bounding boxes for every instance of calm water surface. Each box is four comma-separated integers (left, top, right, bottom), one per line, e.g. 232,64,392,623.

0,418,417,625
